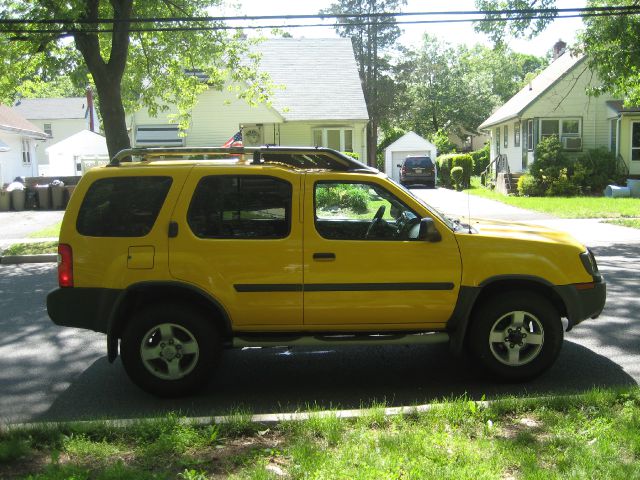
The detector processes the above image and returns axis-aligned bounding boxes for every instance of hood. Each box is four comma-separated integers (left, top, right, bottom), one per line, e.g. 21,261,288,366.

467,219,586,250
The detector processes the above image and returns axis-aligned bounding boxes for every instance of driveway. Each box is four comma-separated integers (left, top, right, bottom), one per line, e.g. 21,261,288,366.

0,211,64,250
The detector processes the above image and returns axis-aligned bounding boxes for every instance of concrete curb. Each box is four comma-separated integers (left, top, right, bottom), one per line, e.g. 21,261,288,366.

0,253,57,264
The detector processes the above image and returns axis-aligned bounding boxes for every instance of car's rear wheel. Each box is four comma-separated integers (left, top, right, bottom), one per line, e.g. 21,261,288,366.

468,292,563,381
121,303,220,397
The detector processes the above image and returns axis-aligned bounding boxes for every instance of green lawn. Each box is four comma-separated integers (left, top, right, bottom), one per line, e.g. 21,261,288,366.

604,219,640,229
29,221,62,239
1,388,639,479
1,241,58,256
466,179,640,219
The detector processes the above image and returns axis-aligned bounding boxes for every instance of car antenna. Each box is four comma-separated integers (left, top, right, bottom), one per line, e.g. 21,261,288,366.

467,190,472,234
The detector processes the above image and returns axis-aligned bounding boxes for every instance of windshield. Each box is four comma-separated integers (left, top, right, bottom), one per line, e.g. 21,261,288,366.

390,178,459,231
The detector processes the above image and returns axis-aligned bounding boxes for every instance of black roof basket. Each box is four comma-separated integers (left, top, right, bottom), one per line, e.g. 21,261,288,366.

108,146,377,173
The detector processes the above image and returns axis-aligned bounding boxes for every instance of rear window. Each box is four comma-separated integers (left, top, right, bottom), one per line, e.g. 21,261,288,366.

76,176,172,237
404,157,433,168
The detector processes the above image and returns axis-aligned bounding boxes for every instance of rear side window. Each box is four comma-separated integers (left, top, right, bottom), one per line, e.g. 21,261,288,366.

76,176,172,237
404,157,433,168
187,175,291,239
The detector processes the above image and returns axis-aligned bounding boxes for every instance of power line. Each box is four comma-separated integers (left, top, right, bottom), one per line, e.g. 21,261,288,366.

0,5,638,26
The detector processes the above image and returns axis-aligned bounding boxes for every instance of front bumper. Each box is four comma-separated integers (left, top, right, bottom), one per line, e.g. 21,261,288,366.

553,279,606,330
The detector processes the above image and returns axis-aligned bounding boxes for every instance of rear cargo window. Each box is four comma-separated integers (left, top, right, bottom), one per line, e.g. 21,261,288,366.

187,175,291,239
76,176,172,237
404,157,432,168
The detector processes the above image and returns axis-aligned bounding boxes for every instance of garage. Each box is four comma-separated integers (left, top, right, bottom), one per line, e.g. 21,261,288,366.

384,132,438,183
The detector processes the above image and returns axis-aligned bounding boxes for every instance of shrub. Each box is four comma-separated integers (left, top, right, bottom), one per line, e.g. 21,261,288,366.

450,166,464,191
546,170,581,196
517,174,544,196
342,151,360,161
316,184,368,213
531,136,573,184
573,148,625,194
436,154,456,188
452,154,473,188
471,143,490,176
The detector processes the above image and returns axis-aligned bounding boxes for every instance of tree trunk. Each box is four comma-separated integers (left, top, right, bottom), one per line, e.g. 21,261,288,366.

94,74,131,159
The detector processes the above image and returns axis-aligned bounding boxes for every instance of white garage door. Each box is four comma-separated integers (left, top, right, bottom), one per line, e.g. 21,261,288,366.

391,150,432,181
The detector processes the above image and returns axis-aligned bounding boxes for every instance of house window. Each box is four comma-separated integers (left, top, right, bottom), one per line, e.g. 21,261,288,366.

539,118,581,142
43,123,52,137
312,128,353,152
21,139,31,165
495,128,500,154
503,125,508,148
135,125,184,147
526,119,534,151
514,122,521,147
632,122,640,161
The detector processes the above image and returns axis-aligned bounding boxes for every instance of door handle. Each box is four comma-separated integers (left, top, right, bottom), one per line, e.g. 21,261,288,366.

313,252,336,260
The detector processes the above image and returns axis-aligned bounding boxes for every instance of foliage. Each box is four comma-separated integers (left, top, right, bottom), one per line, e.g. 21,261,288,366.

528,135,575,195
342,151,360,161
452,154,473,188
322,0,406,165
16,76,86,99
431,129,457,155
517,173,544,196
436,154,456,187
0,1,269,158
450,166,465,190
393,36,546,141
573,148,626,194
2,241,58,256
605,219,640,229
471,143,491,176
316,184,369,213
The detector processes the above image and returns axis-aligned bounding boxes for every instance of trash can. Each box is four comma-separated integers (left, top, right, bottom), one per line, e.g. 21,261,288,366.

25,187,37,209
36,185,51,210
0,190,10,211
64,185,76,207
604,185,631,198
628,179,640,198
51,184,65,209
11,189,25,211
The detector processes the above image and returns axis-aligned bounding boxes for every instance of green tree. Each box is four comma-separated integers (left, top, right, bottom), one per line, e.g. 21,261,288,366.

16,76,87,99
0,1,268,158
321,0,406,167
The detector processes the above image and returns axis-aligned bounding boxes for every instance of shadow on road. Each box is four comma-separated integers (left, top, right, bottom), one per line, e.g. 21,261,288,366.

38,340,635,423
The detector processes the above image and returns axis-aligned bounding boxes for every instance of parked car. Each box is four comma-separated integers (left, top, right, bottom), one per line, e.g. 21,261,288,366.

398,155,436,188
47,146,605,397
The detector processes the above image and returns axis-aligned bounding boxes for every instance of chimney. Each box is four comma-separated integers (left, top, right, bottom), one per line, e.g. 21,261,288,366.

553,39,567,60
85,86,95,132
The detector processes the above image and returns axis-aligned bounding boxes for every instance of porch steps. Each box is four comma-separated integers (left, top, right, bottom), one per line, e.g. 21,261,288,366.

496,172,523,195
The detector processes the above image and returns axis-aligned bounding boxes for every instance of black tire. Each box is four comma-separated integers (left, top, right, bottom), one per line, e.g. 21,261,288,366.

468,292,563,381
120,303,220,397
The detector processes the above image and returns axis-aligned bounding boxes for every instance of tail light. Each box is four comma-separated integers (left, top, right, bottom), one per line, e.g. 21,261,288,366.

58,243,74,287
401,167,406,175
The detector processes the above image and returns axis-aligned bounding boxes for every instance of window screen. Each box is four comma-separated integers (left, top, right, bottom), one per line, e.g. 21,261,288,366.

77,176,172,237
187,176,291,239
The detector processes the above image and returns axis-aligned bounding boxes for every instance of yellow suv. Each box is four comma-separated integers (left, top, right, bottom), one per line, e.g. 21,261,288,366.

47,147,606,397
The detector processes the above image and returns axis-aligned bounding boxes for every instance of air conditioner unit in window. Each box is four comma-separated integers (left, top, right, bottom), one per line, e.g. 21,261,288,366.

562,137,582,150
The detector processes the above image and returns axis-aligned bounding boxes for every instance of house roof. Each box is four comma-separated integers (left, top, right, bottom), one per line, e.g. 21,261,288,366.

0,104,47,138
46,129,107,155
478,52,586,130
256,38,369,122
385,131,436,151
12,97,89,120
606,100,640,113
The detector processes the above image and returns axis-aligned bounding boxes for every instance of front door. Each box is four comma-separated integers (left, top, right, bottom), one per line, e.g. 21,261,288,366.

303,174,462,329
169,167,303,328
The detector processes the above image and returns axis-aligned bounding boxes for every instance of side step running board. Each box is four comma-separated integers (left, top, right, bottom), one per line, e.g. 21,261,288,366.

232,332,449,348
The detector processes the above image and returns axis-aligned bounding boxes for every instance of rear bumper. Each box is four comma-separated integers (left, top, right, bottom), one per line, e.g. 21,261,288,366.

47,287,121,333
553,279,606,330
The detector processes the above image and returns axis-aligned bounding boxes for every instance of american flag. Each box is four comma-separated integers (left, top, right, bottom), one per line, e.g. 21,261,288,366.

222,130,243,148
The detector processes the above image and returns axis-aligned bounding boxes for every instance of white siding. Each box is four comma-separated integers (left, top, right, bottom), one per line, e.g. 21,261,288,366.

29,118,89,165
0,132,39,184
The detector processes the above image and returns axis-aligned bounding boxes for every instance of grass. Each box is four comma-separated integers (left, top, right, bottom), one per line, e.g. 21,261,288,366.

465,177,640,219
1,387,639,479
1,241,58,256
29,221,62,239
604,218,640,229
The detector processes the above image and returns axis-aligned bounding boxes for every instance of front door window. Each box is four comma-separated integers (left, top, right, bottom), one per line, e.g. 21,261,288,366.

632,122,640,161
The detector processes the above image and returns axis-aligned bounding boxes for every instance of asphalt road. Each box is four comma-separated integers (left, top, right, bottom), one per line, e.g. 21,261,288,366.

1,236,639,424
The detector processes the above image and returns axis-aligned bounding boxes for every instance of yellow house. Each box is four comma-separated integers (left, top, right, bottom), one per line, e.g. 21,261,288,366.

129,38,370,160
479,48,639,179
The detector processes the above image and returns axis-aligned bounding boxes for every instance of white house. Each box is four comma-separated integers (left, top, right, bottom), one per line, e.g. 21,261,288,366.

384,131,437,182
478,45,640,177
130,38,370,160
0,105,47,185
46,130,108,176
13,93,99,175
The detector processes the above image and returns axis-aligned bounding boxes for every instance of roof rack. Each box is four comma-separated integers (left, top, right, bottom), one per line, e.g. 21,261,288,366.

109,146,377,173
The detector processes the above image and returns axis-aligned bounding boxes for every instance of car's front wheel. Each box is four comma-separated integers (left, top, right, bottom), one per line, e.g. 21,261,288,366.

468,292,563,381
121,303,220,397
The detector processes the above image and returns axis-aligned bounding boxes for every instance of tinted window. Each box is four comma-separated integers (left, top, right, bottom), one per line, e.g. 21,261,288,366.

404,157,432,168
77,176,172,237
188,175,291,239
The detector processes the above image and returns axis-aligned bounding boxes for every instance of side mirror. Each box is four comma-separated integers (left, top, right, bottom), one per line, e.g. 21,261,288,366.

418,218,442,243
397,164,402,168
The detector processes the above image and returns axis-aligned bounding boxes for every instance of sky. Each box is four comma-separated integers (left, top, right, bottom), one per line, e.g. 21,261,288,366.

217,0,587,57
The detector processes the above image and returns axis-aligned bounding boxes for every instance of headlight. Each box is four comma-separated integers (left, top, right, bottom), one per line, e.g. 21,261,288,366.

580,249,600,277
